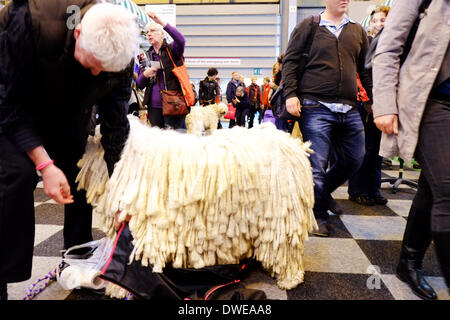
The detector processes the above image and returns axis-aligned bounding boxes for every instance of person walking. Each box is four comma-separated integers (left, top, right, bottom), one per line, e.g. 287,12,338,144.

373,0,449,300
282,0,372,236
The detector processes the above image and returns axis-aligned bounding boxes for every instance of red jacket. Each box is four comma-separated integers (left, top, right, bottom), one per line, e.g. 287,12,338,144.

261,84,271,108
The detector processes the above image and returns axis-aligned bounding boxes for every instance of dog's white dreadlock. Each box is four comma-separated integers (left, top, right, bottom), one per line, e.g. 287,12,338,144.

76,116,317,294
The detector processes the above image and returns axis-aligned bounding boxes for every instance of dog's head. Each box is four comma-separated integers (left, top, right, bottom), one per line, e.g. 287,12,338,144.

213,102,228,117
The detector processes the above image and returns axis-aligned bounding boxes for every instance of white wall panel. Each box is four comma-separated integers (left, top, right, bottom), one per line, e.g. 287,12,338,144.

171,4,280,84
185,35,279,47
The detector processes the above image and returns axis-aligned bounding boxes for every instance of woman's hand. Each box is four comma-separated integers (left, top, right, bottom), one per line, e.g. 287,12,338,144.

143,67,157,78
147,11,167,28
41,164,74,204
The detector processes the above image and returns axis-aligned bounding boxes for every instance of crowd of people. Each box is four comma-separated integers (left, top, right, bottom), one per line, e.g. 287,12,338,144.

0,0,448,301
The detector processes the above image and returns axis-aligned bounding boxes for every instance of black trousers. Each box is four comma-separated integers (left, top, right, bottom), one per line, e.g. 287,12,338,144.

0,136,38,283
348,103,383,198
402,97,450,248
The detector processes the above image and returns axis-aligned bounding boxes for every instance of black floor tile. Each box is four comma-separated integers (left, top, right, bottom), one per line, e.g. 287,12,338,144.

287,272,394,300
35,203,65,225
380,188,416,201
334,199,397,217
34,228,106,257
34,188,51,203
356,239,442,276
311,214,353,239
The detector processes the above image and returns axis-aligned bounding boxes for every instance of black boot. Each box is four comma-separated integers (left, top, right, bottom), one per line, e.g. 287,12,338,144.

396,246,437,300
433,232,450,293
0,283,7,301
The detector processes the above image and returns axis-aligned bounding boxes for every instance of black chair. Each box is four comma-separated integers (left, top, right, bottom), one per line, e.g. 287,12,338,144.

381,158,418,193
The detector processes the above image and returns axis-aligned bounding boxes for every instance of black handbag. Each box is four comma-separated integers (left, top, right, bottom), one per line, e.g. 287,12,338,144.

270,15,319,120
271,83,299,121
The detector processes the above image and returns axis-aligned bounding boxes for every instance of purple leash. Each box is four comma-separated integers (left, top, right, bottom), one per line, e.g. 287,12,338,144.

23,262,66,300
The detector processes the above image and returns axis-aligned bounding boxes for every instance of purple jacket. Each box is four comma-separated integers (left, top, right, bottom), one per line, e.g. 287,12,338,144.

136,24,185,109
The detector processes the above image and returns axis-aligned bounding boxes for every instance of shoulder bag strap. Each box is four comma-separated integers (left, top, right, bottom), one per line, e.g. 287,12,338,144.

296,15,320,83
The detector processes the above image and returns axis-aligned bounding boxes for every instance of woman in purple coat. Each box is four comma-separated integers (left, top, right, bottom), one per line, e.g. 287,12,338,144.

136,12,186,130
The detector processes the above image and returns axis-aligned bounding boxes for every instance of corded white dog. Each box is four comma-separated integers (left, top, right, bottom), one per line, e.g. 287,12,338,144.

76,116,317,297
185,102,228,136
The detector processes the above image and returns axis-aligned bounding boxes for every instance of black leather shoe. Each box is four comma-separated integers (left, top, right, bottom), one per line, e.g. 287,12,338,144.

372,195,388,205
396,246,437,300
0,283,7,301
312,219,330,237
329,198,344,215
349,195,375,206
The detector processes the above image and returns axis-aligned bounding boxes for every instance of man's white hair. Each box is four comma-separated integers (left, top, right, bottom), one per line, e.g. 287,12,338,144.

78,3,139,72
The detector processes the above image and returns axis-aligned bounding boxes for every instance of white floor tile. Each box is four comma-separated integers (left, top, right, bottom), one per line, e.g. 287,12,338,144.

303,238,373,274
8,256,71,301
386,199,412,218
35,224,63,246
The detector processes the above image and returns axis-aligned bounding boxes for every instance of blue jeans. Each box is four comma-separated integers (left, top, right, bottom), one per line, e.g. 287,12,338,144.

300,103,365,220
347,103,383,198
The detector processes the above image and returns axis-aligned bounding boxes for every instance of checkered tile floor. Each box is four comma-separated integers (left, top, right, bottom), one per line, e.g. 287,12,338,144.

7,165,450,300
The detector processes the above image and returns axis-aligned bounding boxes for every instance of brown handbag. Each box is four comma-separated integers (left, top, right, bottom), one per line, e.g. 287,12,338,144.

166,47,196,107
161,89,189,116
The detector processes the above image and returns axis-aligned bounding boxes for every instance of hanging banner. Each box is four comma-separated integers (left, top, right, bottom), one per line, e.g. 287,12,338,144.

145,4,176,27
185,58,242,66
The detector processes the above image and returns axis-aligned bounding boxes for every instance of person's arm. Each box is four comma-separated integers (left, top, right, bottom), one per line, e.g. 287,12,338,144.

214,82,221,102
164,23,186,59
0,4,73,204
136,65,150,89
198,80,205,103
147,11,185,59
357,28,373,103
27,146,73,204
226,83,233,104
282,18,311,100
97,61,133,176
372,0,422,134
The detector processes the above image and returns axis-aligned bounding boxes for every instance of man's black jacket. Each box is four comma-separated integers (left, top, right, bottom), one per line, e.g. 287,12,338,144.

0,0,132,175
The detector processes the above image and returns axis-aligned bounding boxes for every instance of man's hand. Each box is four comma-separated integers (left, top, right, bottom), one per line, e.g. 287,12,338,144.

374,114,398,135
40,164,74,204
286,97,301,117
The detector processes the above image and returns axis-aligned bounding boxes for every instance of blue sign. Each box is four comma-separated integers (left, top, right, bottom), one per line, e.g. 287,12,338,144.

253,68,262,75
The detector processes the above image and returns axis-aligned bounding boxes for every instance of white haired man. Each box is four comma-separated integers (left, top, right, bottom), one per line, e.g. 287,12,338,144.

0,0,139,299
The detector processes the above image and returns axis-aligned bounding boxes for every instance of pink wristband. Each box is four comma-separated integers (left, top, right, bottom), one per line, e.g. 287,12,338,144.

36,160,54,171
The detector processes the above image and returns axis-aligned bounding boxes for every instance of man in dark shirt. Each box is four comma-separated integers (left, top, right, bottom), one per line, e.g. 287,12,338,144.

0,0,138,299
199,67,220,106
226,71,242,128
282,0,372,237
